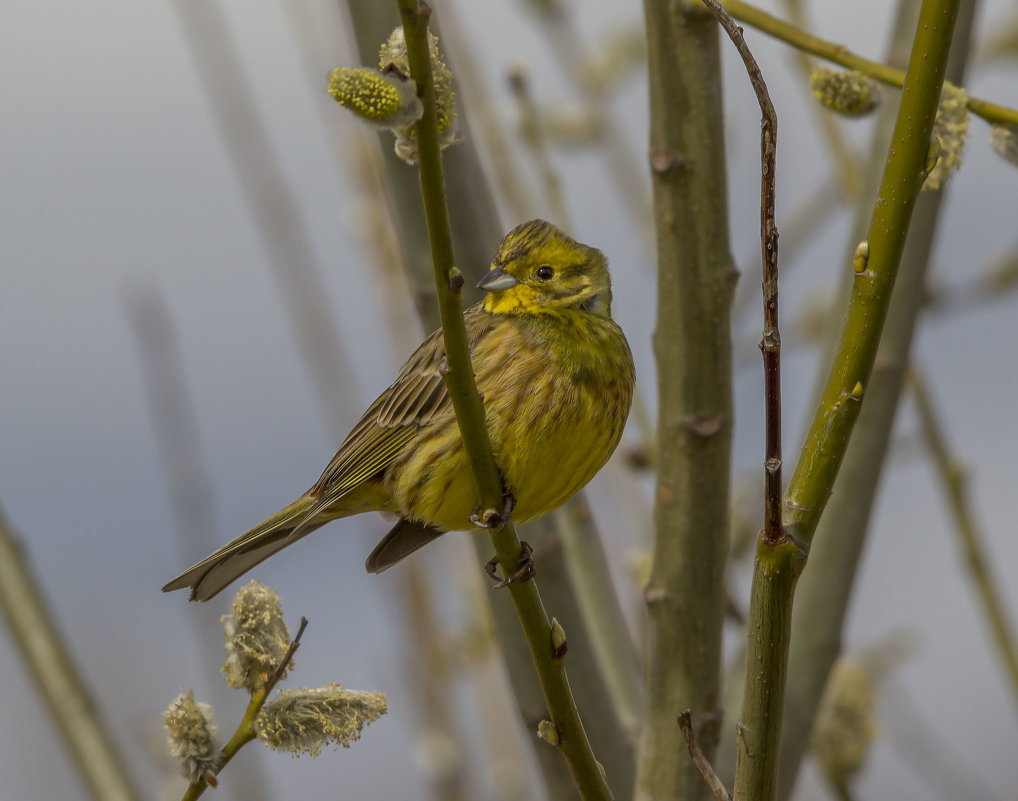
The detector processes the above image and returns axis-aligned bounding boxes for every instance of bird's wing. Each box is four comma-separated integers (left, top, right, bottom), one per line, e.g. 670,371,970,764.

310,305,494,500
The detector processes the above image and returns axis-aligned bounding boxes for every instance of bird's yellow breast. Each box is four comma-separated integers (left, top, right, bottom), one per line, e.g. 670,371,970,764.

385,309,634,531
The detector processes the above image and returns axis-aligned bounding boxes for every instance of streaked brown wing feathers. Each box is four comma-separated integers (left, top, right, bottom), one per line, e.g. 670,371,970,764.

311,315,493,497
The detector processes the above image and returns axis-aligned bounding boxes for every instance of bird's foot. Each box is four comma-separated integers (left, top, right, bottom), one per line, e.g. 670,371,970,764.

485,541,535,589
469,492,516,531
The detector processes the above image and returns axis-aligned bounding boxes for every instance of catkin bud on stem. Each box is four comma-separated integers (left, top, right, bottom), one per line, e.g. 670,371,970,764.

923,82,970,192
810,67,881,117
328,67,423,131
165,692,221,784
379,27,459,163
255,684,388,757
327,27,459,164
221,580,291,691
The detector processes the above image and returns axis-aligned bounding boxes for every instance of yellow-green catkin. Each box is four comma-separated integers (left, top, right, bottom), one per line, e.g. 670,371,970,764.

811,659,879,788
379,27,459,162
254,684,388,757
221,580,291,691
990,124,1018,167
810,67,881,117
165,691,221,784
923,82,970,192
327,67,422,131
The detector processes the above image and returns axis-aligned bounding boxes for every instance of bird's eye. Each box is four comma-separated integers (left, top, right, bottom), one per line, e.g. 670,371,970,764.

536,265,555,281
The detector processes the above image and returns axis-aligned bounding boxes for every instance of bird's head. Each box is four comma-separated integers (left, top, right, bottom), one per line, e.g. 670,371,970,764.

478,220,613,316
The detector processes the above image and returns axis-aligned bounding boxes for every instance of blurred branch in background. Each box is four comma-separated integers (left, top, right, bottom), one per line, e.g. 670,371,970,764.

507,65,571,228
124,288,221,566
397,570,471,801
518,0,652,234
909,365,1018,712
925,248,1018,317
735,244,1018,373
432,4,535,223
556,503,644,741
0,505,142,801
165,0,357,443
124,286,272,801
882,675,1004,801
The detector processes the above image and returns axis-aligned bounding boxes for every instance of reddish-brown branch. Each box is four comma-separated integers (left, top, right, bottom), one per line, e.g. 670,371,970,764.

701,0,782,545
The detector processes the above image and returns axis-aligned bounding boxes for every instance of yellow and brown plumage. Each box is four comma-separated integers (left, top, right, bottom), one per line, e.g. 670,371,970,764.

163,220,635,601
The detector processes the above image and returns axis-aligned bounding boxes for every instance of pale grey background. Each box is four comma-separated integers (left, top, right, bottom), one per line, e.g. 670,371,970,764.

1,0,1016,799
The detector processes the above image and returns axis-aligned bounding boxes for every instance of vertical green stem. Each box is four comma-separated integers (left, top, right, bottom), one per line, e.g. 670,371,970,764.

396,3,611,798
775,2,979,795
733,2,961,800
636,3,735,801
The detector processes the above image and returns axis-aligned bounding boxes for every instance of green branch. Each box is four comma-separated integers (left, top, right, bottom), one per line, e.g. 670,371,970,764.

395,3,611,799
636,3,735,801
556,504,645,740
733,2,962,801
774,2,980,795
719,0,1018,127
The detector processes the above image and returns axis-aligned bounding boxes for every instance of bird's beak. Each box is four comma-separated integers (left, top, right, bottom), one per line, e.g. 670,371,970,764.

476,265,519,292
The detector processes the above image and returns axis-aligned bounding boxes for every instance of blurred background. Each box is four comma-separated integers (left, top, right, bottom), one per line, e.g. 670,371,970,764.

1,0,1017,798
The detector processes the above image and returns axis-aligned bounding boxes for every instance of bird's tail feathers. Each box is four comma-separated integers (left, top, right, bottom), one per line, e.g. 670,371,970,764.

162,495,331,602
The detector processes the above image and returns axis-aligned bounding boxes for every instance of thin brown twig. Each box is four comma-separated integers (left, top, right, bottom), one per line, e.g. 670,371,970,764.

700,0,782,545
269,616,309,691
678,711,733,801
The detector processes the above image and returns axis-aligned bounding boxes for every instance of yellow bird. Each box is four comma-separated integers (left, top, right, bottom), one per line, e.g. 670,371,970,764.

163,220,634,601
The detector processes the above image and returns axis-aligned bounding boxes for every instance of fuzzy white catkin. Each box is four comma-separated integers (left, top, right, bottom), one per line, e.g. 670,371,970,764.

254,684,387,757
990,124,1018,167
221,580,291,690
165,692,221,783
